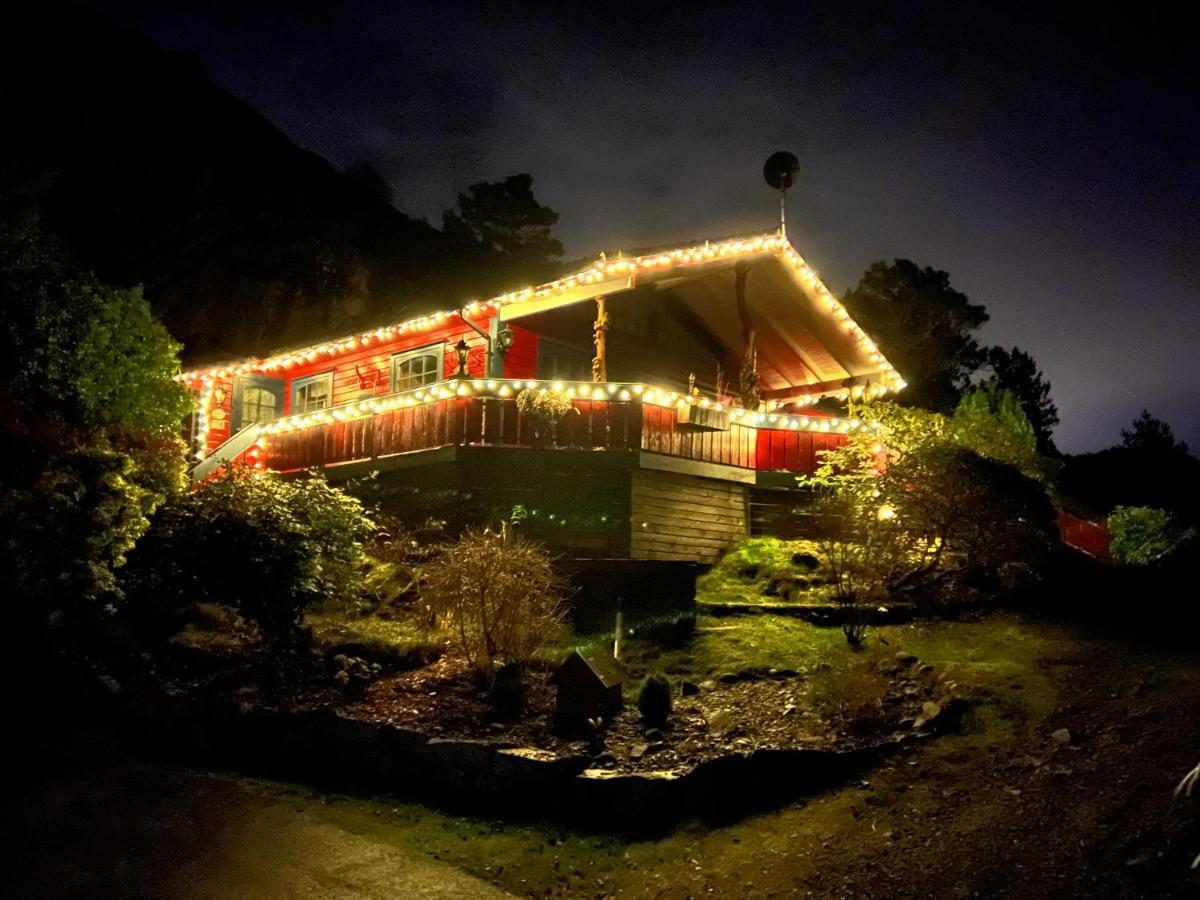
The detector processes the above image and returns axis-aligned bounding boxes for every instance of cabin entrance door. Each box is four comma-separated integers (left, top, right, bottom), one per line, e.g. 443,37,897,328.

231,375,285,431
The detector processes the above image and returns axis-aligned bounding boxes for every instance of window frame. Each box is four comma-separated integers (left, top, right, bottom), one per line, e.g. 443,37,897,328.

291,371,334,414
537,339,592,382
391,343,444,393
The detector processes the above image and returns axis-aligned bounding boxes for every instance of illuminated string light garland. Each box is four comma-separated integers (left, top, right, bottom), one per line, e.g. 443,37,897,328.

247,378,877,457
184,231,904,459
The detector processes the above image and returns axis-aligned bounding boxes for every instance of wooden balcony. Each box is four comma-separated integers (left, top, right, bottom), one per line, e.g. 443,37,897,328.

253,388,849,476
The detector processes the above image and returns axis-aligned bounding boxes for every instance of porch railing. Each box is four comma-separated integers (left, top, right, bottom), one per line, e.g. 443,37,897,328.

251,390,848,475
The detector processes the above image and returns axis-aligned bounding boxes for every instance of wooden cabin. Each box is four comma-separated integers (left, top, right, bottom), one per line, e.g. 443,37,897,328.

182,230,905,562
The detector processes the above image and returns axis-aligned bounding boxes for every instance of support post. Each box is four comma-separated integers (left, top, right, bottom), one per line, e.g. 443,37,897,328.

591,295,609,382
735,263,760,409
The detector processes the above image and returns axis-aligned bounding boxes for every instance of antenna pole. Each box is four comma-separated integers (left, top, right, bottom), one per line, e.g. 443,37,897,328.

779,187,787,239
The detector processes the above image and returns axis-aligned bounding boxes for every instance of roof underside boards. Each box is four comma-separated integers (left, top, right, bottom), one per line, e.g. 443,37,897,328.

498,250,890,397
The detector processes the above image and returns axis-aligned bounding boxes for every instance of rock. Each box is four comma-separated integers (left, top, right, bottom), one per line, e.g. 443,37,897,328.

895,652,919,667
913,701,942,730
705,709,735,735
98,675,121,694
643,727,664,743
591,752,617,768
629,744,648,761
681,681,700,697
782,704,797,716
488,722,506,734
917,664,935,677
699,679,718,692
718,672,740,684
1051,728,1072,745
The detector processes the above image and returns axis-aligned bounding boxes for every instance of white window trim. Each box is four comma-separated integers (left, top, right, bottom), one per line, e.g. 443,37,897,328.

391,343,444,393
291,371,333,414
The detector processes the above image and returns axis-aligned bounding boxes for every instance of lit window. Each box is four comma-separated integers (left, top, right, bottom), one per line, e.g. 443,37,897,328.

292,373,332,413
241,387,278,425
392,345,443,392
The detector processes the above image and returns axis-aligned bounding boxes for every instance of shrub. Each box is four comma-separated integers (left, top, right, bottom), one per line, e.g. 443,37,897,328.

123,466,374,644
637,673,673,727
421,528,567,671
1109,506,1196,566
516,388,575,443
1,442,157,615
488,660,529,721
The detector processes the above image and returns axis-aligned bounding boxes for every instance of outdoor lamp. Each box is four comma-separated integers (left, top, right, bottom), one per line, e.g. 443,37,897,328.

497,323,516,355
455,337,471,377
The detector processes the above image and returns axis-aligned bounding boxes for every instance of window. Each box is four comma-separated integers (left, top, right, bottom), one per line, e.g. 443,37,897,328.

538,340,592,382
292,372,332,414
241,387,278,425
392,345,443,393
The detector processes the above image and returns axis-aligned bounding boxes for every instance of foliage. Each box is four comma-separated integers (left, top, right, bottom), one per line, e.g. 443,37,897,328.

0,216,191,435
951,383,1047,480
1,442,158,614
123,467,374,643
803,402,1059,605
442,174,563,282
1108,506,1197,566
516,388,576,441
982,346,1059,453
696,537,831,604
636,673,673,727
1060,411,1200,525
421,528,568,671
1122,410,1190,456
842,259,988,414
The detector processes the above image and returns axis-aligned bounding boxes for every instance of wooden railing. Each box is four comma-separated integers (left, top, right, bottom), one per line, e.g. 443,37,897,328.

255,394,846,475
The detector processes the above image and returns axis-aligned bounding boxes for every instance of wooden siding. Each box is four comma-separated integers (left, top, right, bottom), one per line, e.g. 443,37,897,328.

640,403,757,468
754,429,845,472
630,469,748,563
196,315,541,457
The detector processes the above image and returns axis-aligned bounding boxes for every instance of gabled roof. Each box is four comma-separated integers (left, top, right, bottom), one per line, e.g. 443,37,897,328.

180,230,904,402
552,647,626,689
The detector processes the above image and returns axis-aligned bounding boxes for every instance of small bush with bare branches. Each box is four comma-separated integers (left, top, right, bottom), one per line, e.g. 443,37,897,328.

421,528,568,671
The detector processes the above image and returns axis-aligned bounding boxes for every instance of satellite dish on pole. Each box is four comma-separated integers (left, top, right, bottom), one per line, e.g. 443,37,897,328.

763,151,800,237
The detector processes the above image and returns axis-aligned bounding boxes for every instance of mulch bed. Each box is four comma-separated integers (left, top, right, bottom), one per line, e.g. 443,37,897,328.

342,654,952,774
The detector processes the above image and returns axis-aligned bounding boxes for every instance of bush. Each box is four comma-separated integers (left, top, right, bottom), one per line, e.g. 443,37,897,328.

488,660,529,721
1109,506,1197,566
421,528,567,671
1,442,157,615
637,673,673,727
123,466,374,644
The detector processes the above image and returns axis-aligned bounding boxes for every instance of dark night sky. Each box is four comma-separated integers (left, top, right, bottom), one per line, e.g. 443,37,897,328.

88,2,1199,454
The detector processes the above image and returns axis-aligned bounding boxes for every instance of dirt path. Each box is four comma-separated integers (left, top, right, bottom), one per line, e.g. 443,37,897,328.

14,616,1200,898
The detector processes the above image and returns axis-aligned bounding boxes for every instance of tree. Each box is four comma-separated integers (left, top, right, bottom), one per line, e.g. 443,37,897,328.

442,174,563,283
952,383,1047,481
983,346,1059,453
0,215,190,622
842,260,988,414
802,401,1058,607
1121,410,1189,456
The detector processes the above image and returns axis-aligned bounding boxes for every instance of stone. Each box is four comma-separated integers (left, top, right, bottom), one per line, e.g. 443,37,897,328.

643,727,664,743
591,752,618,768
705,709,735,735
718,672,740,684
699,679,718,691
630,744,648,761
1051,728,1072,745
782,704,797,716
895,652,919,667
681,681,700,697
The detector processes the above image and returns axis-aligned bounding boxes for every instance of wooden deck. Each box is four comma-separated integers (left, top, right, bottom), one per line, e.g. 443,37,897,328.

257,394,845,475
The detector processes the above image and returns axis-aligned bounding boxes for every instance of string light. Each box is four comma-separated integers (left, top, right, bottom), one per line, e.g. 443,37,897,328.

185,230,905,458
